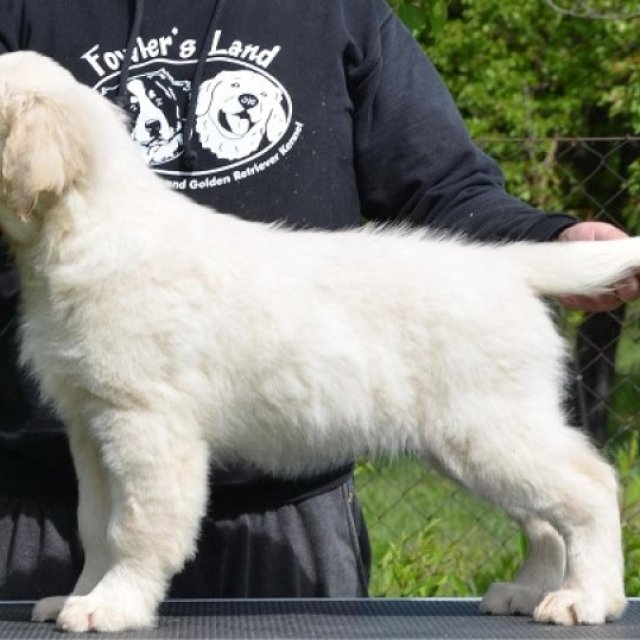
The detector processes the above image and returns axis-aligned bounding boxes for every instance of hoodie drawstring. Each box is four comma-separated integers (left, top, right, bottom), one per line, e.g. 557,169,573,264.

116,0,146,109
117,0,222,171
182,1,222,171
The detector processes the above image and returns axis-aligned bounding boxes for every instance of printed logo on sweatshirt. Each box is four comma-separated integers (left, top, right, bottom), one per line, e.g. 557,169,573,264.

85,29,303,189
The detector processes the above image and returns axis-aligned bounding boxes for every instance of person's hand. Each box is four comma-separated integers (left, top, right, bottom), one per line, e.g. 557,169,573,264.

556,221,640,312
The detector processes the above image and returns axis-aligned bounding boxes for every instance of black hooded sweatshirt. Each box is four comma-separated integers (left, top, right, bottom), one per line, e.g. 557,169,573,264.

0,0,576,506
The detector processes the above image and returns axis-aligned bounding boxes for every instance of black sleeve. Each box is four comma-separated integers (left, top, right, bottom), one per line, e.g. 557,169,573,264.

0,0,27,422
0,0,22,54
0,0,21,326
349,4,576,242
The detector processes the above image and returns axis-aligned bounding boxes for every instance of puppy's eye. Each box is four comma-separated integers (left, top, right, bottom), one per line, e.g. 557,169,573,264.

260,92,268,97
129,102,140,114
231,82,240,88
154,98,164,107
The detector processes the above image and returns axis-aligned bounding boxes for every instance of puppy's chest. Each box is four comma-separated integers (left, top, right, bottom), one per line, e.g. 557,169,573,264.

19,285,96,394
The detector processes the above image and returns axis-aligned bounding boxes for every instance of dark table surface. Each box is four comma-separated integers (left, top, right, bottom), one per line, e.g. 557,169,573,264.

0,598,638,639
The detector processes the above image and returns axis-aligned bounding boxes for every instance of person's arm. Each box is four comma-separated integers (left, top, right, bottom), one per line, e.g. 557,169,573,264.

348,3,639,311
348,4,575,243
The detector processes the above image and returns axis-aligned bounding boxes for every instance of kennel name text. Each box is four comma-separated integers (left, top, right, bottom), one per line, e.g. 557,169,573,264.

82,29,281,77
164,122,304,190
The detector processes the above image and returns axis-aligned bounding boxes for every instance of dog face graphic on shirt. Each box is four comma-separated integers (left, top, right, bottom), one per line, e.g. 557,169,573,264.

195,69,288,161
106,69,191,167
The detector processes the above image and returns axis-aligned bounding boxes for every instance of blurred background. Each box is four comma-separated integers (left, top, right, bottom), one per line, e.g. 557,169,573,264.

356,0,640,598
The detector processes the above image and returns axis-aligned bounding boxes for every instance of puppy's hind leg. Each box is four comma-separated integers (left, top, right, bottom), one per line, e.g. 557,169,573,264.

531,433,626,625
480,513,565,616
55,410,210,633
32,422,112,623
425,409,624,625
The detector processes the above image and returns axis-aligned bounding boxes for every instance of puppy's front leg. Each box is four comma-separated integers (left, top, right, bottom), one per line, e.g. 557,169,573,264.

32,424,112,623
55,410,210,633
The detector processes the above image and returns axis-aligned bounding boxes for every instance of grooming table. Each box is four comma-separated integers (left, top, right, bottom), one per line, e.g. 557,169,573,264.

0,598,637,639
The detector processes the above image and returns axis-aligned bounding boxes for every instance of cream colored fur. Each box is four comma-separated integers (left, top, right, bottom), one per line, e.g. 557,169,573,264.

0,52,632,632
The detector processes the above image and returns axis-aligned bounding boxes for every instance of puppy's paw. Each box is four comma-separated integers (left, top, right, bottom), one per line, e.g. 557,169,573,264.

480,582,545,616
533,588,626,625
32,596,68,622
56,595,156,633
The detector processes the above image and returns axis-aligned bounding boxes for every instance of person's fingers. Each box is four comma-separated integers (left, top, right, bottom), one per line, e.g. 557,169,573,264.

557,221,628,243
559,292,622,313
613,274,640,304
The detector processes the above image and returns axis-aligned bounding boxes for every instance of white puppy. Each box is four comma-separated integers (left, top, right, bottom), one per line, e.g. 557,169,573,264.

0,52,632,632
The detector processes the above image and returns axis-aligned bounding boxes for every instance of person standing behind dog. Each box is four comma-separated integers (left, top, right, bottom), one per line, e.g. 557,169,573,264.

0,0,637,601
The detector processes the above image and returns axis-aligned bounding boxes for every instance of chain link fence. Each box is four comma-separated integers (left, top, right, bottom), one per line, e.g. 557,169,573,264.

543,0,640,20
355,135,640,597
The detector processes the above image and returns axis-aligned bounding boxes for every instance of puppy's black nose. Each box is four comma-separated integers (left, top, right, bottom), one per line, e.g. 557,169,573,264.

239,93,258,109
145,119,161,135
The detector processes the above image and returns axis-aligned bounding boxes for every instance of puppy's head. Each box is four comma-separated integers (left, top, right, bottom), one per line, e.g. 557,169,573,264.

0,52,93,242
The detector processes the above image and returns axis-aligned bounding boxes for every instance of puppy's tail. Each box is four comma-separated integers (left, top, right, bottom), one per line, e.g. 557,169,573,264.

502,237,640,297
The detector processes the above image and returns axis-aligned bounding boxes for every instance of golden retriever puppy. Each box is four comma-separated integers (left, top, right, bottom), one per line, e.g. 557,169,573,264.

0,52,633,632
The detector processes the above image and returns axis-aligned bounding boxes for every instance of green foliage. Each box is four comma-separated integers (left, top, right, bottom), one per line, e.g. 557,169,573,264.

542,1,640,21
390,0,448,44
391,1,640,231
357,458,523,597
425,2,640,138
375,522,524,597
625,521,640,596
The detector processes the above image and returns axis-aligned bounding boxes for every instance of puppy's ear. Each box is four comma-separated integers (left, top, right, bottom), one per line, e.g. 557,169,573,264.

1,92,90,219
